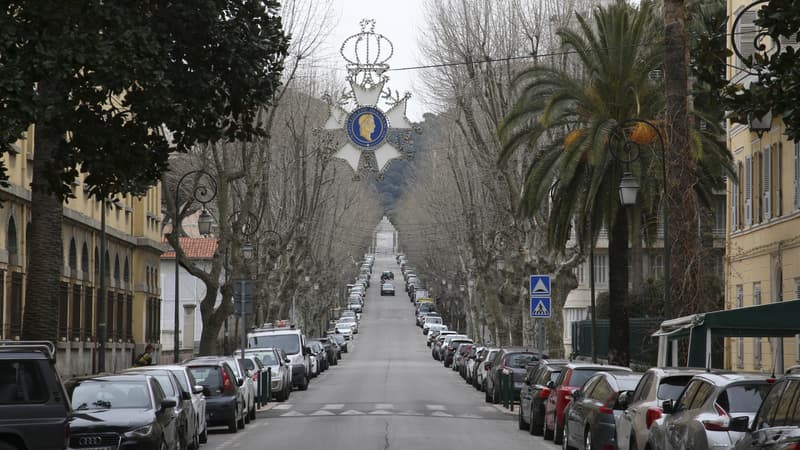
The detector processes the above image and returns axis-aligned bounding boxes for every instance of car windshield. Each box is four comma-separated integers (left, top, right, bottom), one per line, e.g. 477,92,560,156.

505,353,536,368
426,317,442,324
257,352,277,365
717,383,772,413
71,381,152,410
415,290,429,297
249,334,301,355
657,376,694,401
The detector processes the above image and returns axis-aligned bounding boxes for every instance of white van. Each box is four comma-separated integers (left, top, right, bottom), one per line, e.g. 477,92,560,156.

247,324,311,390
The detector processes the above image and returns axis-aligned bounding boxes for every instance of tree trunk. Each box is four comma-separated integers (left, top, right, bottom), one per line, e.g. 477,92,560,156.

664,0,702,315
608,206,630,366
198,282,230,355
22,119,64,341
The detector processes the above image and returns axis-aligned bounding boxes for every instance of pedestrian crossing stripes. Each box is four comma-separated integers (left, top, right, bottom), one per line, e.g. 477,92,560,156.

261,403,513,421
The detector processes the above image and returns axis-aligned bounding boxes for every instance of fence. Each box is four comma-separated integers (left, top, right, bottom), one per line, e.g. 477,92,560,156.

570,318,663,366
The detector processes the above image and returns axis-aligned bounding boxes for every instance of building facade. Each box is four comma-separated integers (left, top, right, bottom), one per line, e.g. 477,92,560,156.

726,0,800,373
0,128,165,376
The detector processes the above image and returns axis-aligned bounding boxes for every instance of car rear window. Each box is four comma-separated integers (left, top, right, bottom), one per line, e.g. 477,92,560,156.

657,375,694,401
188,366,221,390
716,383,771,413
0,360,48,404
568,369,603,387
505,353,537,368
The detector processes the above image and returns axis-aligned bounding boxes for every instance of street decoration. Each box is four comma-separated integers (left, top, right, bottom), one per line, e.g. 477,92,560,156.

325,19,417,179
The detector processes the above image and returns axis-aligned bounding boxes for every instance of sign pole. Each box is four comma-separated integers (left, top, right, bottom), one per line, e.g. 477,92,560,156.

538,319,545,356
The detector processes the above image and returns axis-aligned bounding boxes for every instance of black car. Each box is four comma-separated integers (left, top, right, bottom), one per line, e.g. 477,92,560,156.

485,348,547,404
66,374,179,450
318,337,339,366
443,339,473,368
121,368,193,450
185,359,246,433
562,371,643,450
731,372,800,449
328,333,348,353
519,359,567,435
0,341,71,450
381,270,394,281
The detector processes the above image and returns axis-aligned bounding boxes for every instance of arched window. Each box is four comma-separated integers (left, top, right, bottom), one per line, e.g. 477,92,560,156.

7,217,18,266
94,247,100,277
104,251,110,280
123,257,130,283
113,255,120,280
81,243,90,272
68,238,77,271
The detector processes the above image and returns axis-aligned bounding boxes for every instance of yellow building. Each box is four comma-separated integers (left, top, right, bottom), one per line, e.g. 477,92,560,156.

0,128,165,376
726,0,800,373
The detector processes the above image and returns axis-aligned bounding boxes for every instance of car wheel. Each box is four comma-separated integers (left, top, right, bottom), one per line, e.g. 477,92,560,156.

248,403,256,421
630,436,638,450
485,388,492,403
562,421,575,450
553,414,563,445
491,386,499,404
199,423,208,443
228,409,239,433
299,375,309,391
160,440,169,450
543,411,554,440
530,406,543,436
584,428,592,450
518,406,527,430
237,406,246,429
191,424,200,450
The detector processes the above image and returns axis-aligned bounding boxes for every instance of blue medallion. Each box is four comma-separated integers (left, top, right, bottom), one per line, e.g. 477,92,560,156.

346,106,388,149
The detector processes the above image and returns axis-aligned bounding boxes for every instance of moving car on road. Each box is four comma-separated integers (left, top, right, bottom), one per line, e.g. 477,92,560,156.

380,282,395,296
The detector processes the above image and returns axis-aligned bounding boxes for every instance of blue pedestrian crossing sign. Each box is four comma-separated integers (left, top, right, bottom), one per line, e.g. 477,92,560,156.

529,275,551,297
530,297,551,318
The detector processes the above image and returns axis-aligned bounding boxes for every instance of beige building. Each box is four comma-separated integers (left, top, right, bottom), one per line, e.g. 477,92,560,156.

726,0,800,373
0,127,165,376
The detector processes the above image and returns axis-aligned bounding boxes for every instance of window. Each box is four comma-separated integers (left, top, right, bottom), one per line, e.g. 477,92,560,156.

745,156,753,225
649,253,664,278
675,379,702,411
0,361,47,404
632,373,653,403
113,255,120,281
733,158,743,230
736,9,758,69
594,255,607,285
754,282,762,368
771,380,800,427
714,196,726,235
123,257,130,283
7,217,18,266
756,150,763,223
58,283,68,340
772,142,782,217
81,243,89,273
737,285,744,368
71,285,81,340
689,381,715,410
68,238,77,271
764,144,772,220
574,263,584,285
591,379,613,402
754,379,786,429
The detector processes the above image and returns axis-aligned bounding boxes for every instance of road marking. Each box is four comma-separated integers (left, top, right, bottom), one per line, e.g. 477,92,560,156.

280,410,305,417
458,413,483,419
272,404,293,410
478,406,497,412
398,410,424,416
431,411,453,417
426,404,446,410
322,403,345,410
369,409,392,415
375,403,394,409
340,409,363,415
309,410,336,416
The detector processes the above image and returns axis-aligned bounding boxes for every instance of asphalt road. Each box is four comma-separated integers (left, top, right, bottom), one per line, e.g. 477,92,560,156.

205,255,557,450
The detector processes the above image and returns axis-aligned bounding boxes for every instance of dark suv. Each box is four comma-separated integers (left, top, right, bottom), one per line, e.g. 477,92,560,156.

0,341,71,450
184,358,246,433
485,348,547,404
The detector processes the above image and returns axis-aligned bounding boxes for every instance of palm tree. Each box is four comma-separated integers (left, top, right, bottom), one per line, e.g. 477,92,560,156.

498,1,663,365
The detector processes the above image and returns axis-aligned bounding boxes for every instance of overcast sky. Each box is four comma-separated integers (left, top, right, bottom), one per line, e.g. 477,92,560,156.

326,0,429,121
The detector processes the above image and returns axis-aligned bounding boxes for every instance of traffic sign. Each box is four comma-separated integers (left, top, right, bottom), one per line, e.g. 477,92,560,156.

529,275,551,297
530,297,551,318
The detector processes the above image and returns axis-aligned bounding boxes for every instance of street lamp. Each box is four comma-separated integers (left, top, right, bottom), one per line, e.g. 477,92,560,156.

171,170,218,363
608,118,670,321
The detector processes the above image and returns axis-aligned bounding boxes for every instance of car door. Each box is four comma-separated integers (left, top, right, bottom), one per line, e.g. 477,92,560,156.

521,366,540,420
567,374,601,447
619,372,654,450
667,380,713,450
151,378,178,448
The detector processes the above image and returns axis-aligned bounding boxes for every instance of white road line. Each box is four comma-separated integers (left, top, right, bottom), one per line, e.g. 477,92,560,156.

431,411,453,417
426,404,446,410
309,410,336,416
280,410,305,417
340,409,363,415
322,403,345,410
375,403,394,409
272,404,293,410
368,409,392,415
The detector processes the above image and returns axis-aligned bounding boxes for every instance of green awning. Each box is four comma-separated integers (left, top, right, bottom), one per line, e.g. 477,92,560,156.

653,300,800,367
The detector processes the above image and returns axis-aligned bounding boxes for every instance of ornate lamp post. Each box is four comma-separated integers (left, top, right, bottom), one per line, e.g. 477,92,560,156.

608,118,669,320
171,170,217,363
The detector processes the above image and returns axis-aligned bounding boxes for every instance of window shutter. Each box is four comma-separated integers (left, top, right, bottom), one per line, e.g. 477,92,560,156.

731,178,739,230
794,142,800,210
774,143,782,216
745,156,753,225
764,146,772,220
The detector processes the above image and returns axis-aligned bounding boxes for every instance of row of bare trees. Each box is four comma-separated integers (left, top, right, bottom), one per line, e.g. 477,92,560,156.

392,0,596,354
164,0,383,355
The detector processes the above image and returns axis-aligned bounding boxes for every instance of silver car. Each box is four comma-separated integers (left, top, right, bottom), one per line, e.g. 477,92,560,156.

647,372,773,450
616,368,706,450
156,365,208,447
477,348,500,391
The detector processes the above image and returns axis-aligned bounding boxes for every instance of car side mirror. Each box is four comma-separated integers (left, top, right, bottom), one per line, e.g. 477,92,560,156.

546,380,555,389
284,357,291,364
236,377,244,387
193,385,204,394
571,389,582,400
661,399,674,414
485,363,492,370
160,399,177,410
729,415,750,432
617,391,630,410
202,386,211,396
181,391,192,401
302,346,311,356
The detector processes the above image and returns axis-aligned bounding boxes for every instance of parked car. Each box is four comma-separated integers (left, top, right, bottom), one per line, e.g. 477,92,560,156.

335,322,355,339
329,333,348,353
318,337,339,366
184,358,247,432
438,334,468,362
247,324,312,391
454,343,474,374
476,348,501,391
562,371,643,450
647,372,773,450
464,346,484,384
307,340,327,375
422,316,444,334
616,368,707,450
417,311,441,328
66,374,180,448
155,364,209,446
338,317,359,334
444,339,473,368
431,330,457,355
485,349,546,404
120,367,193,450
235,354,271,407
0,341,71,450
220,356,257,422
543,362,632,444
245,347,292,401
731,372,800,449
426,324,449,344
519,359,567,435
380,283,395,296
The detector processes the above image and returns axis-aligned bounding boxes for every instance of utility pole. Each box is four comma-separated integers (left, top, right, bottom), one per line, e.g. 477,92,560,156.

97,199,107,372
